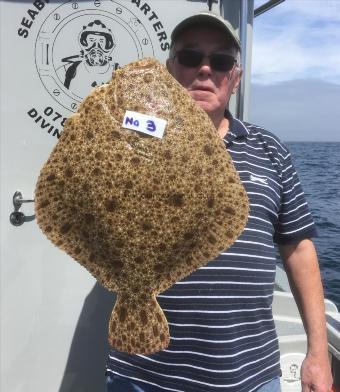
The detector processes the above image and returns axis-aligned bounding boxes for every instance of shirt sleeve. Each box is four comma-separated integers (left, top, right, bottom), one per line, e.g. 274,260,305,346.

273,149,317,244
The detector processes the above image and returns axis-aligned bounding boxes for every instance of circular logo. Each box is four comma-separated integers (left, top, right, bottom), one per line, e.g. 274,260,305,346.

35,1,155,112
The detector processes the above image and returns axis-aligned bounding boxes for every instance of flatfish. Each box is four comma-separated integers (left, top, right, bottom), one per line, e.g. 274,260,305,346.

34,57,249,354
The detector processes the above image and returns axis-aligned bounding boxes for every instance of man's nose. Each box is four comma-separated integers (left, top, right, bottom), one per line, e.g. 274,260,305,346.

198,58,213,76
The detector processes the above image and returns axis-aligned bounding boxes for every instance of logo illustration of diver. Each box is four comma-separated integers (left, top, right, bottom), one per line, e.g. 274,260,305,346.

56,20,119,98
35,1,155,112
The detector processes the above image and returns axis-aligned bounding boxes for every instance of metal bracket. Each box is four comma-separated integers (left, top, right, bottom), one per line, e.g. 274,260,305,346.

10,191,35,226
12,191,35,210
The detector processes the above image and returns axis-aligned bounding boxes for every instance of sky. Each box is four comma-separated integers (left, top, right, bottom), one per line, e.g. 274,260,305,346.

249,0,340,141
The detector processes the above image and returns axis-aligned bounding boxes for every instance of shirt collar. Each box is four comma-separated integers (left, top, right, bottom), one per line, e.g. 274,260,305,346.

223,109,249,147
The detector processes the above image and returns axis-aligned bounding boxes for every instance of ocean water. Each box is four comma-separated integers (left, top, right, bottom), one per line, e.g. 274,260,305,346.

285,142,340,310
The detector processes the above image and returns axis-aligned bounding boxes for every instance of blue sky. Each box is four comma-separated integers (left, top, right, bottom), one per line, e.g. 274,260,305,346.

249,0,340,141
252,0,340,85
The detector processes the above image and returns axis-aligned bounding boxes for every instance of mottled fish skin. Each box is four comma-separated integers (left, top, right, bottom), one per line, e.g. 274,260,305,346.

34,57,249,354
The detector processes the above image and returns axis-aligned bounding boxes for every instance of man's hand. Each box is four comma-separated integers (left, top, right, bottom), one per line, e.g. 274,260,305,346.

278,239,333,392
301,352,332,392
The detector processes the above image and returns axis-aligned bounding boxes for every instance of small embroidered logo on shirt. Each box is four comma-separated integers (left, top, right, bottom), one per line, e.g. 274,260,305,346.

250,174,268,185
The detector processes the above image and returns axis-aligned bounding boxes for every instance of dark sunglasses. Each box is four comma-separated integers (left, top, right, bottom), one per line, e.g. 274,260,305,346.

173,48,237,72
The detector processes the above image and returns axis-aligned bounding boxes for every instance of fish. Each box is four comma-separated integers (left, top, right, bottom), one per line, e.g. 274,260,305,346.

34,57,249,354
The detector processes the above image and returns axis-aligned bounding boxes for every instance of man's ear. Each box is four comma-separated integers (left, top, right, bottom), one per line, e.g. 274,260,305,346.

232,68,243,94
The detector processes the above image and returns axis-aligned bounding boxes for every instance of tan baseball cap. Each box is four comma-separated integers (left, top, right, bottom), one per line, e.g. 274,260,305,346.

171,11,241,50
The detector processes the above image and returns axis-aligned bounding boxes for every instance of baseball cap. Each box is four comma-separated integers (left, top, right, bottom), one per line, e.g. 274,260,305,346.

171,11,241,50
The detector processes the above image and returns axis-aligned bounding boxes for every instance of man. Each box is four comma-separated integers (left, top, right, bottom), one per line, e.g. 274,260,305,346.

105,12,332,392
56,19,118,98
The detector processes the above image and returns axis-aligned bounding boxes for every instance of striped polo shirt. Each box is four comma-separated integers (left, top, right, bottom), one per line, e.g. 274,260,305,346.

106,114,316,391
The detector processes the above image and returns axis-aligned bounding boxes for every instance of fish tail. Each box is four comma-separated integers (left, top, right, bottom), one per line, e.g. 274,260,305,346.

108,293,170,354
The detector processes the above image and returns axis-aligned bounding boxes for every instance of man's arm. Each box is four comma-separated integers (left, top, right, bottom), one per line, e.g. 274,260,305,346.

278,238,332,392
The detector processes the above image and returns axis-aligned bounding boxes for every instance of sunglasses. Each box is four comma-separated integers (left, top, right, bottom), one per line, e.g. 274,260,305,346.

173,48,237,72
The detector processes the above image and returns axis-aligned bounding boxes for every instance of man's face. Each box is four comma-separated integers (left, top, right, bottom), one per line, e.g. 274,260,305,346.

167,27,241,117
85,34,108,66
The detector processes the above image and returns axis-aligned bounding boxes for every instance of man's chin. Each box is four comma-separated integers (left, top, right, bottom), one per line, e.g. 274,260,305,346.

189,92,213,111
193,99,214,114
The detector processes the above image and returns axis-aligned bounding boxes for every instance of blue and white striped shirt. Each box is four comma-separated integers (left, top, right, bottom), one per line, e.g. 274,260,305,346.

106,115,316,391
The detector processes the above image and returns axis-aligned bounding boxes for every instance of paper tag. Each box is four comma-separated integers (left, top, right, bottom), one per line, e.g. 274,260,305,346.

122,110,167,139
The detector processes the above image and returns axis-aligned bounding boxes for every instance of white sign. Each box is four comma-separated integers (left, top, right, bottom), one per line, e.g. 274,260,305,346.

122,110,167,139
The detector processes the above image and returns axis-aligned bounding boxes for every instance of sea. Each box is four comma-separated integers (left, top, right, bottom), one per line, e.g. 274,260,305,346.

282,142,340,310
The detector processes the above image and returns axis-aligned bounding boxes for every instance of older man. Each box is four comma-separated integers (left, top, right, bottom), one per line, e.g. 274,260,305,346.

105,12,332,392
